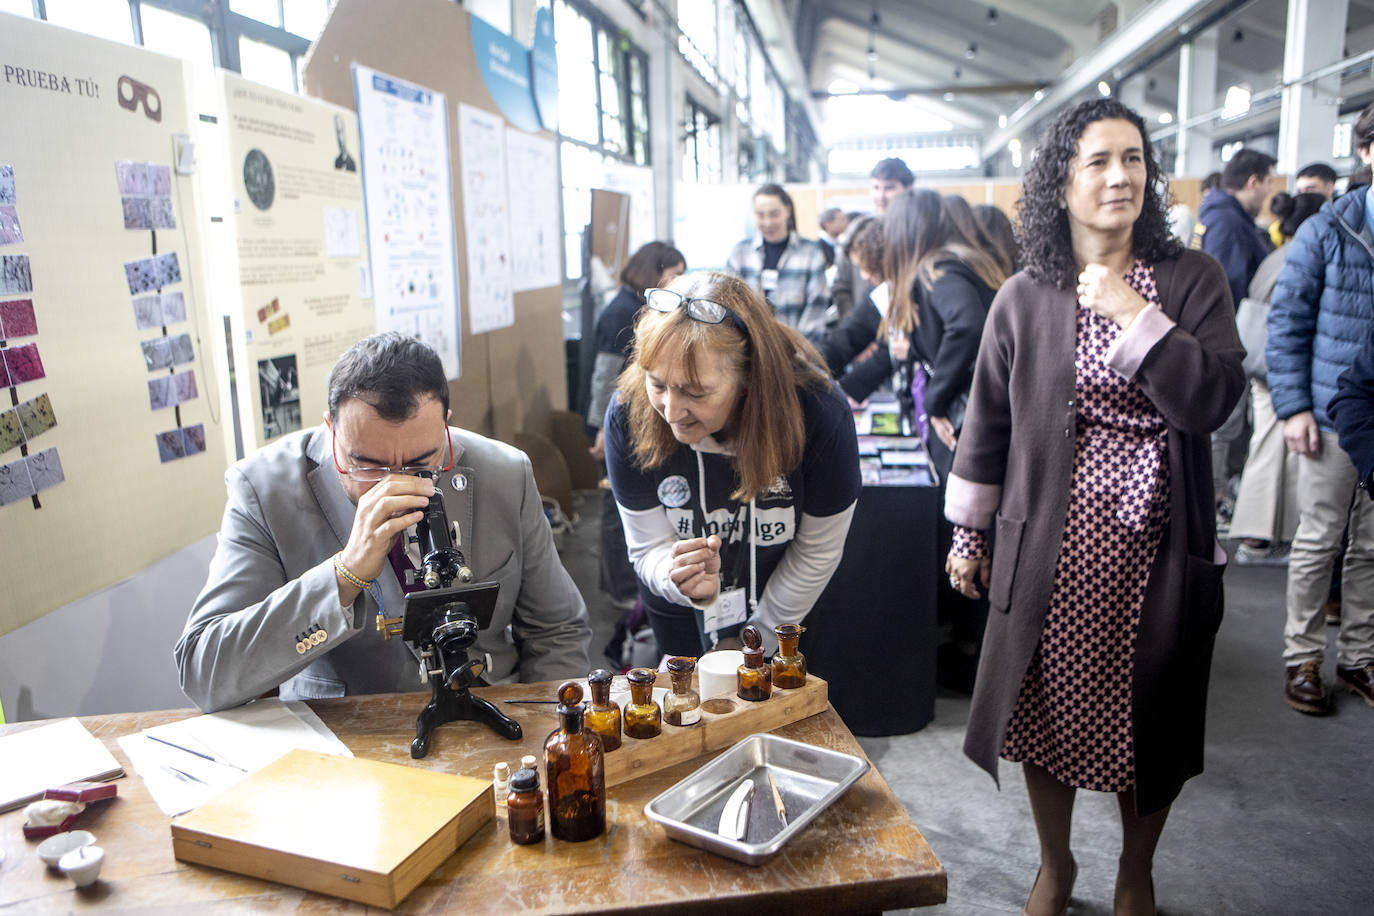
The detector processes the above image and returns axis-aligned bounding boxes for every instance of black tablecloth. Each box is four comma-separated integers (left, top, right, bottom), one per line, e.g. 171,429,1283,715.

803,483,939,736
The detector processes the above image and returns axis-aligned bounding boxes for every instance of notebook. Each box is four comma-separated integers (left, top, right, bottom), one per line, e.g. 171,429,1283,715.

0,718,123,811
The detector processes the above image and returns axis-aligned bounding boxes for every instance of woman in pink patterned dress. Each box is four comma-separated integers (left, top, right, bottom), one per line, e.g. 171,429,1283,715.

944,100,1245,915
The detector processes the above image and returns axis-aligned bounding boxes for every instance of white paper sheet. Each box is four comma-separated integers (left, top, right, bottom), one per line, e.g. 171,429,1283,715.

504,128,561,292
458,104,514,334
118,700,353,816
353,65,461,377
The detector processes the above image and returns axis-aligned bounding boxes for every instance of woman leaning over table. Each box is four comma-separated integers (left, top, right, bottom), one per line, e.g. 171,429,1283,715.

603,271,860,658
944,99,1244,916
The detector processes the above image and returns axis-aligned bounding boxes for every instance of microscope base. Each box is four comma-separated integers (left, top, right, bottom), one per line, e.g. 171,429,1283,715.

410,681,523,758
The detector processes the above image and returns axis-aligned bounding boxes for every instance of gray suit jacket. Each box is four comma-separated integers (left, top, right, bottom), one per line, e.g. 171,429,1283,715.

174,425,591,711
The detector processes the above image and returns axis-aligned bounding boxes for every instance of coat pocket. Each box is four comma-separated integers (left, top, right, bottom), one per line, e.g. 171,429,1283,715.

1181,550,1226,654
988,513,1026,613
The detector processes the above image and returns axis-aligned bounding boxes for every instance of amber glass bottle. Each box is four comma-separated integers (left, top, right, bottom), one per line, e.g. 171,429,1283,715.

663,657,702,726
585,668,622,752
737,624,772,701
772,623,807,689
506,767,545,845
623,667,663,738
544,681,606,842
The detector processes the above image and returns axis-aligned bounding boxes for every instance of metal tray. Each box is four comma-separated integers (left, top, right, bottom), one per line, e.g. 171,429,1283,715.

642,732,869,866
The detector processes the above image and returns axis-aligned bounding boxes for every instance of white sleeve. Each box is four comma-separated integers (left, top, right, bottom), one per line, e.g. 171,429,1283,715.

617,504,702,608
750,504,855,653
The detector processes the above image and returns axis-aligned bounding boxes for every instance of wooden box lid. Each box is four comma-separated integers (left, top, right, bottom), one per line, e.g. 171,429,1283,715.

171,749,492,908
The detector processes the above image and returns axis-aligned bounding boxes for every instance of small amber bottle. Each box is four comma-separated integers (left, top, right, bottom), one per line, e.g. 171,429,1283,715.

663,657,702,726
737,624,773,701
772,623,807,689
506,767,545,845
584,668,622,752
623,667,663,738
544,681,606,842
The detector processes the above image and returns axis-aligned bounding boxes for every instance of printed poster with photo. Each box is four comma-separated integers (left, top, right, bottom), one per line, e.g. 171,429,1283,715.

220,72,373,451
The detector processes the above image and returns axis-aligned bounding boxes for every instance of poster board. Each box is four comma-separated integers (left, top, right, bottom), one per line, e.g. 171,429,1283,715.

304,0,566,441
351,65,457,379
0,14,228,636
219,72,373,451
589,189,630,281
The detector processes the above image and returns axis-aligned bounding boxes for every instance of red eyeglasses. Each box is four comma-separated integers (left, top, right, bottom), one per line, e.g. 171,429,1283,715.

332,426,454,482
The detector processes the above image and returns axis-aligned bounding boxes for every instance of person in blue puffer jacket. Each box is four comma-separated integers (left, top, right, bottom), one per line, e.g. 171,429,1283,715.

1266,101,1374,717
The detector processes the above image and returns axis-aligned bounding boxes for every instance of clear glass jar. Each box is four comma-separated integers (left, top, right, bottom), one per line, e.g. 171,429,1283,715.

623,667,663,738
663,656,701,726
772,623,807,689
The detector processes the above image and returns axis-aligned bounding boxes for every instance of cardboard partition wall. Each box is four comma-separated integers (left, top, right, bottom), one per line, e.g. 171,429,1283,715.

303,0,566,443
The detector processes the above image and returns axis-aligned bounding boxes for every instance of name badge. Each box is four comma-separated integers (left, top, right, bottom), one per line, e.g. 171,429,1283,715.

760,268,779,292
699,587,748,635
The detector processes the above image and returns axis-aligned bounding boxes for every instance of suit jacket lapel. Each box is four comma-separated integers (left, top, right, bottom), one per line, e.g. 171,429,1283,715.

306,425,355,551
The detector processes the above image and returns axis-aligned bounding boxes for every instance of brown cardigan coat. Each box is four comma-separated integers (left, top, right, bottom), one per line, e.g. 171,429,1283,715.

945,249,1244,815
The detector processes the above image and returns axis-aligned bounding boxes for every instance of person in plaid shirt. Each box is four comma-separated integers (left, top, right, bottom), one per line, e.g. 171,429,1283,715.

725,183,830,340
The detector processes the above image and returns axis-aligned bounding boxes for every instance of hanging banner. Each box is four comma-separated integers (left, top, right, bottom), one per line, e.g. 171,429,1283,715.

470,14,541,134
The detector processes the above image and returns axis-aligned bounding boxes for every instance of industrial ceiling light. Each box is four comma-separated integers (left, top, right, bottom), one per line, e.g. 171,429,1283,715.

987,7,998,23
1097,80,1111,97
966,42,977,59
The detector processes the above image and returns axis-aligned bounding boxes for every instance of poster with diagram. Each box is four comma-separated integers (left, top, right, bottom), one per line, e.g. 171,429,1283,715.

220,72,373,448
504,127,561,292
0,14,227,636
458,103,515,334
352,65,460,379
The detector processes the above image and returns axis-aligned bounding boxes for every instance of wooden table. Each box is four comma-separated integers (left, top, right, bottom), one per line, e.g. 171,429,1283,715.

0,684,946,913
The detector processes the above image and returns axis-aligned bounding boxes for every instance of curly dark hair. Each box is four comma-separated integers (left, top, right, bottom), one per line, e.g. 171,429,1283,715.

1015,99,1181,289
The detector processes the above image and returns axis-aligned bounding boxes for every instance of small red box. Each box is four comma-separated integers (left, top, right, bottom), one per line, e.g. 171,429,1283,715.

44,781,118,803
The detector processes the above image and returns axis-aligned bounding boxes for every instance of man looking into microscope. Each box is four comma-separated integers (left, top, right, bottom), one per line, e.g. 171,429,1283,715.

175,333,591,711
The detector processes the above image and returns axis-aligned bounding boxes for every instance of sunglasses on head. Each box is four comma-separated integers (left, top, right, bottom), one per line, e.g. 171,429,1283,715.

644,288,747,332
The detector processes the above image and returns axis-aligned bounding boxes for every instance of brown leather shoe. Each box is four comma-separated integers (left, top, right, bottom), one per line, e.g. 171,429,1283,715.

1285,661,1330,715
1336,664,1374,707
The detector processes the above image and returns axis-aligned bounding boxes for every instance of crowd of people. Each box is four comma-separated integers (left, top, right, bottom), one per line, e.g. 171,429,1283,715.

175,97,1374,916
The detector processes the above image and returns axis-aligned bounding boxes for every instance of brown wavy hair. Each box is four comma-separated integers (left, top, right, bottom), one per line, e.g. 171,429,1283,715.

616,271,829,501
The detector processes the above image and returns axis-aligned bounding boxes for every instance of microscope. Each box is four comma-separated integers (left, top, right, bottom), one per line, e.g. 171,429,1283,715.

375,470,523,757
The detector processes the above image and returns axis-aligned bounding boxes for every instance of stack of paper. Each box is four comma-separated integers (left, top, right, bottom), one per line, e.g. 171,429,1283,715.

116,699,352,816
0,718,123,811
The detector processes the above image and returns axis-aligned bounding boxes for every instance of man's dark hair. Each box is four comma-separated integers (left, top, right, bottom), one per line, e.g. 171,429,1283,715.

620,240,685,293
1355,102,1374,155
327,332,449,423
870,157,915,187
1296,162,1338,185
1201,171,1223,193
1221,149,1276,191
819,207,844,227
1015,98,1180,290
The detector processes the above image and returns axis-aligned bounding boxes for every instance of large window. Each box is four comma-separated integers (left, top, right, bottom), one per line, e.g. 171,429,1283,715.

677,0,717,86
554,0,649,165
4,0,324,92
683,97,721,183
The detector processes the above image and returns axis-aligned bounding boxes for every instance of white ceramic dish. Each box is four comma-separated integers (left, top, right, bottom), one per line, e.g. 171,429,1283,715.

58,844,104,887
36,830,95,869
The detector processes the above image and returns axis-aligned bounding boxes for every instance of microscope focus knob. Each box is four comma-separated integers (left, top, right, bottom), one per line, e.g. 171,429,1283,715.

375,614,403,641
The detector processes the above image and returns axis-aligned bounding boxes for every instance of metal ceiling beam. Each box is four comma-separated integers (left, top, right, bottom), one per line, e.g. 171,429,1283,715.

980,0,1219,162
814,82,1045,98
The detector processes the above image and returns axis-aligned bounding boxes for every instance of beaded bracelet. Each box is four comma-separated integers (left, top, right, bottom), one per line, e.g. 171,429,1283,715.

334,552,374,590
